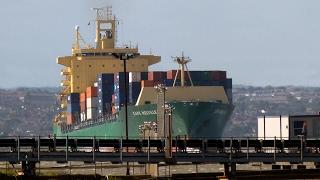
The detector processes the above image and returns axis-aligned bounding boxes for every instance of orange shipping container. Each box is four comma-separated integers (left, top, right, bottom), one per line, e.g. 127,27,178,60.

148,71,165,81
167,70,181,80
141,80,154,87
66,113,75,125
80,92,86,102
86,86,97,97
80,101,86,112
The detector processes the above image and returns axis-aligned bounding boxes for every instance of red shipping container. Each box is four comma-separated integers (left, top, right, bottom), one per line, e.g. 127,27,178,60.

66,113,75,125
167,70,182,80
212,71,226,81
80,101,86,112
141,80,154,87
153,81,162,86
86,86,97,97
80,92,86,102
148,71,165,81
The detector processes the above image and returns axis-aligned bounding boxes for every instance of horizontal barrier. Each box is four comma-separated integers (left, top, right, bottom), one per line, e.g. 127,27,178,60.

0,136,318,163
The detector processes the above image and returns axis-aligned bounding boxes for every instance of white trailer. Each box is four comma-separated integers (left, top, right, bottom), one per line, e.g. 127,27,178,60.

257,115,289,140
258,115,320,140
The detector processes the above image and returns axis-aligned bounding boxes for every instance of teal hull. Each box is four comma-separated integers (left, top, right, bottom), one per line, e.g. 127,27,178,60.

54,102,233,138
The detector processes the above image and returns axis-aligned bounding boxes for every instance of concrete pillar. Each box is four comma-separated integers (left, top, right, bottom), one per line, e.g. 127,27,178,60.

146,163,158,177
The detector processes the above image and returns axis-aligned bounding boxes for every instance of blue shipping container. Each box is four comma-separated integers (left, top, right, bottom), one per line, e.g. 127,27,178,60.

67,93,80,104
97,73,114,83
67,103,80,113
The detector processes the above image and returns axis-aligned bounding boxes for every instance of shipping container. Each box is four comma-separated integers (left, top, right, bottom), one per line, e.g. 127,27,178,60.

212,71,227,81
80,101,86,112
67,93,80,104
164,79,174,86
87,97,98,108
98,102,112,115
129,72,141,83
167,70,181,80
86,86,98,97
129,72,149,82
87,107,98,120
66,113,76,125
80,92,86,102
98,73,114,83
148,71,166,81
67,112,81,125
141,80,154,87
80,112,86,122
67,103,80,113
114,72,129,83
129,82,141,104
141,72,148,80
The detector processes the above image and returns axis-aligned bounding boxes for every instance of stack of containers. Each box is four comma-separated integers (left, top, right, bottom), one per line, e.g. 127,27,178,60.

67,93,80,125
80,92,86,122
148,71,167,85
97,73,114,115
86,86,98,119
166,70,229,87
141,80,154,87
129,72,148,83
113,72,129,112
129,81,141,104
129,72,148,104
212,71,226,81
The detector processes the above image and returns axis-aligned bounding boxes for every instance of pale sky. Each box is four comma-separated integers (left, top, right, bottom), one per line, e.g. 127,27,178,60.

1,0,320,88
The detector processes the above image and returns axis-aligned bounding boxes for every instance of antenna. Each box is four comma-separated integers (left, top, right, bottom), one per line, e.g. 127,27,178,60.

172,52,193,87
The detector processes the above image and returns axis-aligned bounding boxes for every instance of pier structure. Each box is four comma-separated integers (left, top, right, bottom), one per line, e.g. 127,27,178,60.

0,136,319,177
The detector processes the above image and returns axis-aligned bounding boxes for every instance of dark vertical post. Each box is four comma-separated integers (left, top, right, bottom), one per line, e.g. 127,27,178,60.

120,54,130,175
280,115,282,140
66,135,68,162
123,57,129,140
17,136,20,162
263,115,266,140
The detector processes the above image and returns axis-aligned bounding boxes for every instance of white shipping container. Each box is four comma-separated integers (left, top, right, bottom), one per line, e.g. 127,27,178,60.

80,112,87,122
87,108,98,120
257,116,289,140
87,97,98,108
129,72,141,83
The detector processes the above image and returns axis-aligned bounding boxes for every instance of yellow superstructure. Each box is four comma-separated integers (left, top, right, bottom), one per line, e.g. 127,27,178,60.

56,7,160,122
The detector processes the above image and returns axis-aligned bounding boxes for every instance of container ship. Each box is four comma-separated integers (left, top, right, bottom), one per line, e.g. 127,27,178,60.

53,7,234,138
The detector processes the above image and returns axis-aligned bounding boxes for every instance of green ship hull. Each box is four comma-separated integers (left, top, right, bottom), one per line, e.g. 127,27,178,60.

54,102,233,138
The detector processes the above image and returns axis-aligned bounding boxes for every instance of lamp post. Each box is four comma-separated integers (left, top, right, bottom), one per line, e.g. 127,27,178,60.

113,53,134,176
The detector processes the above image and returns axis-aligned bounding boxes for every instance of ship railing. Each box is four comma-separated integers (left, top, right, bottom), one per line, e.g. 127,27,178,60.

60,113,119,133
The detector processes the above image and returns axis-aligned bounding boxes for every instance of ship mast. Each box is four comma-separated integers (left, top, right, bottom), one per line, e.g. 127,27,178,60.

172,52,194,87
